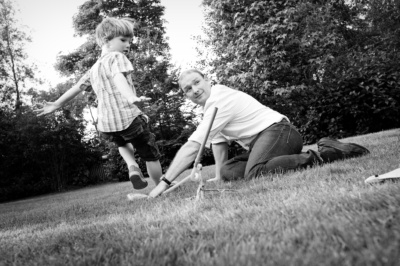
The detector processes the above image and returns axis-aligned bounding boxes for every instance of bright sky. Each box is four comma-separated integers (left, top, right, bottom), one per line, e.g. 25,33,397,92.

13,0,204,88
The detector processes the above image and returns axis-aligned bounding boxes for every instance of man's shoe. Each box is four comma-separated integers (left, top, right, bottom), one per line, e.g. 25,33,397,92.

129,165,148,190
317,137,370,162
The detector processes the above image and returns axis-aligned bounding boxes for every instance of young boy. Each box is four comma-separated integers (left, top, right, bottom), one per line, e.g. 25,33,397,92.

35,17,162,190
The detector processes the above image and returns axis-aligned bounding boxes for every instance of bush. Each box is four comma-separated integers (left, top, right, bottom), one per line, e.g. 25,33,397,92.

0,108,104,202
284,63,400,144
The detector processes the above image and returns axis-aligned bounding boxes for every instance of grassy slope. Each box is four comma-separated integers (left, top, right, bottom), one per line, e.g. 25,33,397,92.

1,129,399,266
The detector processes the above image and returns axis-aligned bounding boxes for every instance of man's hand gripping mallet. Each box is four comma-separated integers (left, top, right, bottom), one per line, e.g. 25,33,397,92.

161,107,218,196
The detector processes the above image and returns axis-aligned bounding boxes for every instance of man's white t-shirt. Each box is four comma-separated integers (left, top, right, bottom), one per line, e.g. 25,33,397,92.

188,85,288,150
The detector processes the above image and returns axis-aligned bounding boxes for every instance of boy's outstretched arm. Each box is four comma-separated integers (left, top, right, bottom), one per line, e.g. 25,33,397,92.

113,73,151,103
34,85,83,116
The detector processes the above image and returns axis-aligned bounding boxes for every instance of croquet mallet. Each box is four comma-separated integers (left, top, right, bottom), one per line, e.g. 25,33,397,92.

162,107,218,195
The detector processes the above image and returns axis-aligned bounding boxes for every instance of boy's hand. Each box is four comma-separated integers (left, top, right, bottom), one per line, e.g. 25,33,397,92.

129,96,152,104
139,96,151,102
33,101,61,116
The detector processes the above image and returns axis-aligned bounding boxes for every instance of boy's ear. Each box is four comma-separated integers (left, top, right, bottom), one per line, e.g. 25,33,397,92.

180,89,186,97
103,37,110,46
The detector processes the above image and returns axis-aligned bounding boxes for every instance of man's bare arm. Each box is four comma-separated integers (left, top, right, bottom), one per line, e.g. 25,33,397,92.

148,141,200,197
208,142,228,182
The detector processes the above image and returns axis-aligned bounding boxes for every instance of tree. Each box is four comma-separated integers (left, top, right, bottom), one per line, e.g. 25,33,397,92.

196,0,400,143
197,0,361,95
0,0,35,111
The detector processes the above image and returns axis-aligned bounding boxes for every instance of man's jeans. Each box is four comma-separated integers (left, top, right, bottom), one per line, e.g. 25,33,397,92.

221,120,321,181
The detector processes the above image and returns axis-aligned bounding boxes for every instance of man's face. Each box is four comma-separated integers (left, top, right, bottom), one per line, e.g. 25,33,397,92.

180,72,211,106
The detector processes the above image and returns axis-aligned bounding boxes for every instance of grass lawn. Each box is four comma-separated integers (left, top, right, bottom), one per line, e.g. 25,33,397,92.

1,129,400,266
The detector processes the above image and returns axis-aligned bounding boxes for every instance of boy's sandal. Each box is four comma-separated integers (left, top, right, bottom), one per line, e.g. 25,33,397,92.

129,165,148,190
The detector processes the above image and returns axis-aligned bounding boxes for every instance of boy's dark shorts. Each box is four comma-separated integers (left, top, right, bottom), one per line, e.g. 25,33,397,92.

100,115,160,161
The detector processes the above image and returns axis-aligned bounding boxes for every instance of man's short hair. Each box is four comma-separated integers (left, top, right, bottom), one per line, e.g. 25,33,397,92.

178,69,205,89
95,17,135,47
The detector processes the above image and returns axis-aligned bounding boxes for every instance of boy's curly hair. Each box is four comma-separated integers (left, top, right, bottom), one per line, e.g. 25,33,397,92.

95,17,135,46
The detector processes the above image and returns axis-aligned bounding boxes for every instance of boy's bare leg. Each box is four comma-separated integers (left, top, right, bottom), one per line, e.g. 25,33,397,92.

146,160,162,185
119,143,147,189
118,143,138,168
119,143,162,186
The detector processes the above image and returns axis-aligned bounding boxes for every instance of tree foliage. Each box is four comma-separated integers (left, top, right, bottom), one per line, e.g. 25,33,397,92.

0,0,36,111
197,0,400,143
0,104,103,202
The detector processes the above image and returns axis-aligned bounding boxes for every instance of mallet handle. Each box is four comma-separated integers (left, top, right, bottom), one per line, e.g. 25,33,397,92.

162,107,218,195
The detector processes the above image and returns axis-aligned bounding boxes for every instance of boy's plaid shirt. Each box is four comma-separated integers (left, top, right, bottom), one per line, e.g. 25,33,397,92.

75,52,142,132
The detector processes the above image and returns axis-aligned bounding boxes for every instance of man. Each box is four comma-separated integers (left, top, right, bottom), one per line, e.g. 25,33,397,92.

149,69,369,197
